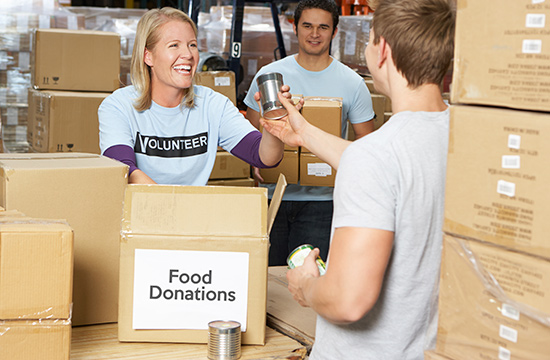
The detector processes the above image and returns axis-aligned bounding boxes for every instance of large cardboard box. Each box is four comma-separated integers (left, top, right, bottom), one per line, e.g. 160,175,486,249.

260,150,299,185
301,97,343,153
0,320,71,360
209,150,250,180
0,220,73,320
0,153,128,326
299,153,335,187
195,71,237,106
437,234,550,360
444,105,550,259
451,0,550,112
118,176,286,345
28,89,108,154
31,29,120,92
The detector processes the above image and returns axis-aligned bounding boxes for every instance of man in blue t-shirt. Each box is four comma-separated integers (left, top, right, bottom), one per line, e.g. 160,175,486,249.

244,0,375,265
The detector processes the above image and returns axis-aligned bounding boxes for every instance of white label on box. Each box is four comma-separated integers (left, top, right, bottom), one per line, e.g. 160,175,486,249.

499,324,518,343
67,16,78,30
19,52,30,71
39,15,50,29
344,31,357,56
248,59,258,76
522,39,542,54
501,303,520,321
498,346,511,360
0,51,6,70
532,0,545,4
501,155,520,169
214,76,231,87
16,14,29,32
42,0,55,12
526,14,545,28
497,180,516,197
0,14,8,31
307,163,332,177
7,107,17,125
508,134,521,149
133,249,249,331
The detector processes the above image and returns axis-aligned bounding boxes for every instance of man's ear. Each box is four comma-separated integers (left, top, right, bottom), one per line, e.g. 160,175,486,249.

377,36,389,67
331,26,338,40
144,48,153,67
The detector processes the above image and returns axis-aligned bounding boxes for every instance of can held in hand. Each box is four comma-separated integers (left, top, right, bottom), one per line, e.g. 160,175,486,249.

256,72,288,120
287,244,327,276
207,320,241,360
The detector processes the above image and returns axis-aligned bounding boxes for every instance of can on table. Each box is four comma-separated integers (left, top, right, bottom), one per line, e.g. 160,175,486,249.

207,320,241,360
287,244,326,275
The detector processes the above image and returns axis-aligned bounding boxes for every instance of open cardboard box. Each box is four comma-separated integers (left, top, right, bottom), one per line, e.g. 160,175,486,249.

118,175,287,345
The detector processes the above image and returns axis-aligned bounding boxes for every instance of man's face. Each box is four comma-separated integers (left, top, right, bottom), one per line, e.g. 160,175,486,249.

294,8,335,57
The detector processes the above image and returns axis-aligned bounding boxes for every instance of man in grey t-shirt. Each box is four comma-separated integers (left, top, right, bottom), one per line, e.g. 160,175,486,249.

258,0,456,358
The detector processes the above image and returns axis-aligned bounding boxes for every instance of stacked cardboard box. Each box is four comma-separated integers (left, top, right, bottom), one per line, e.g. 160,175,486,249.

0,153,128,326
118,177,286,345
0,214,74,360
433,1,550,359
28,28,120,154
0,1,85,153
198,5,300,101
260,97,342,187
332,15,373,76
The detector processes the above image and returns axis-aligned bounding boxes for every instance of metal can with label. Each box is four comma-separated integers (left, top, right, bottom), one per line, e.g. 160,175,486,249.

287,244,326,275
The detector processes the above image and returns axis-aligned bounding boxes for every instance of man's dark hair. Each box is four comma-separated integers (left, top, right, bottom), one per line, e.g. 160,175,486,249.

294,0,340,35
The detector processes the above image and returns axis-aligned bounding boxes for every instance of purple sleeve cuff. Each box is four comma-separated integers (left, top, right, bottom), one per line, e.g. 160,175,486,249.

103,144,138,174
230,131,281,169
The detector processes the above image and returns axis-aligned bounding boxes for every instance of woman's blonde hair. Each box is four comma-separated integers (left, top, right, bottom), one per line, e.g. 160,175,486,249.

131,7,198,111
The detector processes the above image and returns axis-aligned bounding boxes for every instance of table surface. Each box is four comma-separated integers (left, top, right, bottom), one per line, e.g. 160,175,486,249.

70,323,307,360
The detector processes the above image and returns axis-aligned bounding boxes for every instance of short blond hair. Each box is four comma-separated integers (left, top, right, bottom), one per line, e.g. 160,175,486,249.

372,0,455,88
131,7,198,111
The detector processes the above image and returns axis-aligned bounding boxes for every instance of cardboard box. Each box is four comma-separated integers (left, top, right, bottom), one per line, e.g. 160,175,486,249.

31,29,120,92
301,97,342,153
207,178,255,187
28,89,109,154
451,0,550,112
118,176,286,345
0,320,71,360
437,234,550,360
209,150,250,180
299,153,335,187
0,220,73,320
195,71,237,106
0,153,128,326
424,350,452,360
260,150,299,185
444,105,550,259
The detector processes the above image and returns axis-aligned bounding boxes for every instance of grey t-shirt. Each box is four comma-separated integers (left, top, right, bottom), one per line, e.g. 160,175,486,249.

310,108,450,360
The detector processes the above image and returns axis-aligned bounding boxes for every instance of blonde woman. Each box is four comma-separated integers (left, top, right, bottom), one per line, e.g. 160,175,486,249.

99,7,283,184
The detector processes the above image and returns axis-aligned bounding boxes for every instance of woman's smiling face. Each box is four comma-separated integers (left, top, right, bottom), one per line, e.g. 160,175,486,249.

144,19,199,101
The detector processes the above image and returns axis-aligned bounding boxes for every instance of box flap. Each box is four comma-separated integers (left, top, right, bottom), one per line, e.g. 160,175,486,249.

267,174,287,234
123,184,268,237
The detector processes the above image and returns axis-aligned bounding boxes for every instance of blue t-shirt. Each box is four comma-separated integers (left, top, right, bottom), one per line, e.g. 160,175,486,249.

99,85,256,185
244,55,375,201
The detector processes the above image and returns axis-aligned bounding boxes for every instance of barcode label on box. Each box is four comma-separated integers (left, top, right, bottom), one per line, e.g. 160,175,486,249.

522,39,542,54
526,14,545,28
214,77,231,87
508,134,521,149
501,303,520,321
497,180,516,197
499,325,518,343
308,163,332,177
499,346,511,360
502,155,520,169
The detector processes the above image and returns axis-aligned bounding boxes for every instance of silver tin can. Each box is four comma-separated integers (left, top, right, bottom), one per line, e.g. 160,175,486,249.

257,72,288,120
207,320,242,360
